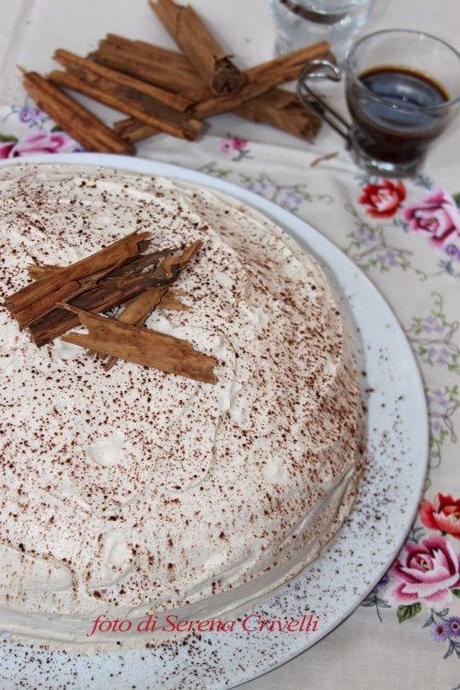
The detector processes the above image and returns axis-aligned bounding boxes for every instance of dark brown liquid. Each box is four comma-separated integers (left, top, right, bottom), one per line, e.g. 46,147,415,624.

346,66,449,167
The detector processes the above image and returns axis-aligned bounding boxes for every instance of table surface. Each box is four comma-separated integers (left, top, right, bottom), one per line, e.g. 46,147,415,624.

1,2,460,689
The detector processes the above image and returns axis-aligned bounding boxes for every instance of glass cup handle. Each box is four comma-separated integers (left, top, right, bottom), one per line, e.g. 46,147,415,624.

297,59,351,143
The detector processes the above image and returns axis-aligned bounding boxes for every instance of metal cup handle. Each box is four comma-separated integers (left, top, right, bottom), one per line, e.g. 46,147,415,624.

297,59,352,143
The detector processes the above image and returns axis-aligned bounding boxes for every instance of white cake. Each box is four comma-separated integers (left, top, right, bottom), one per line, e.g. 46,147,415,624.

0,163,365,645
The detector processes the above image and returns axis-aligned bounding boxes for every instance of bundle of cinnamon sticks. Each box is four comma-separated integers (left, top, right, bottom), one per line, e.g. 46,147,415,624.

20,0,331,153
5,234,216,384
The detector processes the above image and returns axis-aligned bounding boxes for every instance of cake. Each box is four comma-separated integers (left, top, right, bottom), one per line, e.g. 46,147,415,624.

0,163,365,645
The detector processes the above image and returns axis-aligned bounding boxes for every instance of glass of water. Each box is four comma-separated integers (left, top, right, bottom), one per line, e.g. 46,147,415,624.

268,0,373,61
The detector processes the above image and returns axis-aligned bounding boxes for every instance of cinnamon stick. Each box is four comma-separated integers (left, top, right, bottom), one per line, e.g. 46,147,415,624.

73,286,185,371
20,69,134,155
114,86,320,143
160,240,202,276
113,118,159,143
157,289,188,311
27,263,59,280
48,69,203,141
53,49,193,112
233,88,320,140
27,248,173,284
193,41,331,118
60,304,217,384
103,240,201,370
109,287,168,328
150,0,247,96
90,38,321,142
102,286,167,370
14,277,92,330
5,231,150,326
105,26,329,118
90,35,206,99
29,243,201,346
28,262,191,305
29,273,164,346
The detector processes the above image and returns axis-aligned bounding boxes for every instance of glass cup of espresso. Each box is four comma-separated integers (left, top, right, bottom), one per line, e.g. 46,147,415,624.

298,30,460,176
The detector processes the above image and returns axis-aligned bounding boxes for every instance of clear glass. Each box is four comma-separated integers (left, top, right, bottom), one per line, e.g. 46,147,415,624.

268,0,372,62
345,30,460,176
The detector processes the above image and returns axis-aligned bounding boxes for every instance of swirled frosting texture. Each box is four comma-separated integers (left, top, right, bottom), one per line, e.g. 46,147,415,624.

0,164,364,645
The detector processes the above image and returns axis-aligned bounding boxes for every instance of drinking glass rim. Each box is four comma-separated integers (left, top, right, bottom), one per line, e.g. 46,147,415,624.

346,29,460,112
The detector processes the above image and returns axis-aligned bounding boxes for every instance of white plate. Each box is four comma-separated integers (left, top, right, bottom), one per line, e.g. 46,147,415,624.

0,154,429,690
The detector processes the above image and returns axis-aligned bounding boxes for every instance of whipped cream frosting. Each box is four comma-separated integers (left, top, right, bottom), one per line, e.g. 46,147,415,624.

0,163,365,646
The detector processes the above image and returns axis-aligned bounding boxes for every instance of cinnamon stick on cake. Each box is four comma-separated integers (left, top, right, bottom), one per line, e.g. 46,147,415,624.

5,231,151,327
5,229,214,384
60,304,217,383
27,247,196,347
102,240,200,371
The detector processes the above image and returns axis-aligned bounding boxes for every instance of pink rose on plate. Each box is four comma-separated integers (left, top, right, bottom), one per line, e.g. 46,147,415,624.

0,131,77,159
403,190,460,246
390,536,460,607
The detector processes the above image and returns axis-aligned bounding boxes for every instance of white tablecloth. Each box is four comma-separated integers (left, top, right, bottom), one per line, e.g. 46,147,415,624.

1,2,460,689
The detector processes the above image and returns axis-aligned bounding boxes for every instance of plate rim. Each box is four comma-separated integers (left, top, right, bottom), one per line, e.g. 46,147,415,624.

0,153,429,689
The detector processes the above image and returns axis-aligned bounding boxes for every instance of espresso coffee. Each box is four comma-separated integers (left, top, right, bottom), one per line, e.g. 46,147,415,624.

346,66,449,168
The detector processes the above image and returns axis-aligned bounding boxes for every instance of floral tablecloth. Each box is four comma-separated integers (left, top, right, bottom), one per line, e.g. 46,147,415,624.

1,102,460,690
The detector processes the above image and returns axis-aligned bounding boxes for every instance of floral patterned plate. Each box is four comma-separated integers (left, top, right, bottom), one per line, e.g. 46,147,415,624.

0,154,429,689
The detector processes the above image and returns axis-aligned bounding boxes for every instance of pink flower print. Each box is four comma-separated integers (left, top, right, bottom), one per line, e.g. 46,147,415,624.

220,136,250,160
390,536,460,608
403,190,460,247
0,131,78,159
